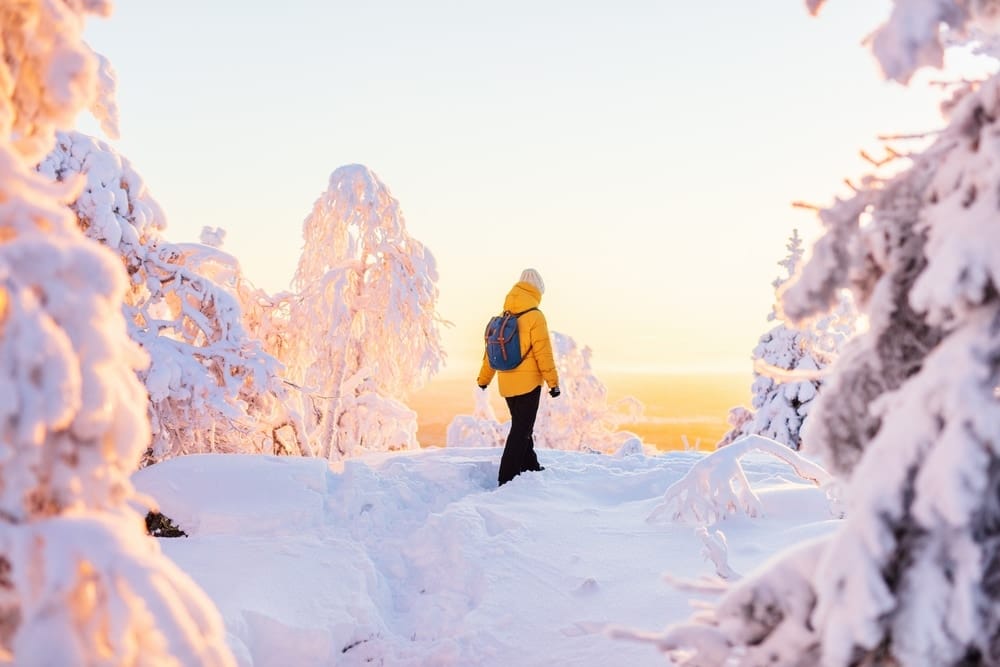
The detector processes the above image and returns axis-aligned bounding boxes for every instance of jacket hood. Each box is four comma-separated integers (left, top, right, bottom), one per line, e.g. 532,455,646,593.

504,281,542,313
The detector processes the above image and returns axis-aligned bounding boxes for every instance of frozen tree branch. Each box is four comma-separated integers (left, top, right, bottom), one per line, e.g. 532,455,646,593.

696,527,740,581
647,435,833,526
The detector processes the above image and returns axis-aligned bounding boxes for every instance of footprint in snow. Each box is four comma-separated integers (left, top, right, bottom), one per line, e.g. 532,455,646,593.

573,577,600,595
475,506,522,536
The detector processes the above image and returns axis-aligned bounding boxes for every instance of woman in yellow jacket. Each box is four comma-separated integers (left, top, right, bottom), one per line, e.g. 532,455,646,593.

478,268,560,486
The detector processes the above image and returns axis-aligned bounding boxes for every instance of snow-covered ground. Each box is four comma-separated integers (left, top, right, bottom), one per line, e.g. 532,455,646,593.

133,447,839,666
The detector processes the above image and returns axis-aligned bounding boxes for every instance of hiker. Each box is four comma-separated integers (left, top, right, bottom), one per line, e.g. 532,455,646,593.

478,268,560,486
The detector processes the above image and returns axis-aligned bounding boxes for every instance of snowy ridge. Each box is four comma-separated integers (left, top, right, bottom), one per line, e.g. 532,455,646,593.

134,449,837,666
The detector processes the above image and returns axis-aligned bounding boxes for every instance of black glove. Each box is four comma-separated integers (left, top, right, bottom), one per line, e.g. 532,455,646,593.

478,384,488,390
549,386,561,398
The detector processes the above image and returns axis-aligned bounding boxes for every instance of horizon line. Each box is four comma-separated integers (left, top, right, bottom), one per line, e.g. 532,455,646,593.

432,362,751,377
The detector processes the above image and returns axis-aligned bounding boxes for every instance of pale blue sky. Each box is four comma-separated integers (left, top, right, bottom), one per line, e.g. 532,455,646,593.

82,1,953,374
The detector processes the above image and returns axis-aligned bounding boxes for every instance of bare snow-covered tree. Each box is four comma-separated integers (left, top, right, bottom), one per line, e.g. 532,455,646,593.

0,2,233,664
287,164,445,459
721,230,855,450
654,2,1000,665
38,131,305,462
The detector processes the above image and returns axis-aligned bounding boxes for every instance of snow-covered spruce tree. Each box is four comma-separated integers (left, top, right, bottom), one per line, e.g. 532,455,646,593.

38,131,305,461
0,2,233,664
651,3,1000,665
720,230,855,450
287,164,445,459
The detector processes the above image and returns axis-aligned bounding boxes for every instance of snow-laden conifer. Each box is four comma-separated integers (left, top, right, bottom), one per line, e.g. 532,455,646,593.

721,230,854,450
287,165,445,459
654,2,1000,664
0,2,233,664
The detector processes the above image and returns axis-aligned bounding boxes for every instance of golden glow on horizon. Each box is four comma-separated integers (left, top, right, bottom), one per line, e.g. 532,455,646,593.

411,371,750,450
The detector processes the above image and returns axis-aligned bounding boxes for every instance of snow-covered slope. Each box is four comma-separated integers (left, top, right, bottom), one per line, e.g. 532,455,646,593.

133,448,838,666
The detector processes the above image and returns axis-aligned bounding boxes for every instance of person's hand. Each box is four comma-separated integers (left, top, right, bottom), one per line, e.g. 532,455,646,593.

478,384,488,391
549,386,561,398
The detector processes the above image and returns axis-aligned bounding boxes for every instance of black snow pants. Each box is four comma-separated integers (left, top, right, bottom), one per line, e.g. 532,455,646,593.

498,385,542,486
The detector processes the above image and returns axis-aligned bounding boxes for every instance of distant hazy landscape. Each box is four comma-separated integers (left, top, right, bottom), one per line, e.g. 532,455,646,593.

411,371,750,450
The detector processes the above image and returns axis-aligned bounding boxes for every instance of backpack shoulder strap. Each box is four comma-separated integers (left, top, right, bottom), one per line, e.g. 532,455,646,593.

511,307,538,361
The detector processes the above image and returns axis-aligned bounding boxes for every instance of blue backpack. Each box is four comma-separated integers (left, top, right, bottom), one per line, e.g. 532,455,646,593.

484,308,537,371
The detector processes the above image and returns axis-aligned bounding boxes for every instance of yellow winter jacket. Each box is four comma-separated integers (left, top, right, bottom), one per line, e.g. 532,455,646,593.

477,281,560,398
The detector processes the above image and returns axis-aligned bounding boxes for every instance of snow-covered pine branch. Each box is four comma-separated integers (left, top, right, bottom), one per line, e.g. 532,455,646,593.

695,526,739,581
39,131,304,461
647,435,833,526
617,536,830,667
286,164,446,459
810,0,1000,83
0,3,233,664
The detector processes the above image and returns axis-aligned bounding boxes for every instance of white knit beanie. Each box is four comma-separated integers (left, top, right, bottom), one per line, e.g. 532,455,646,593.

519,268,545,294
